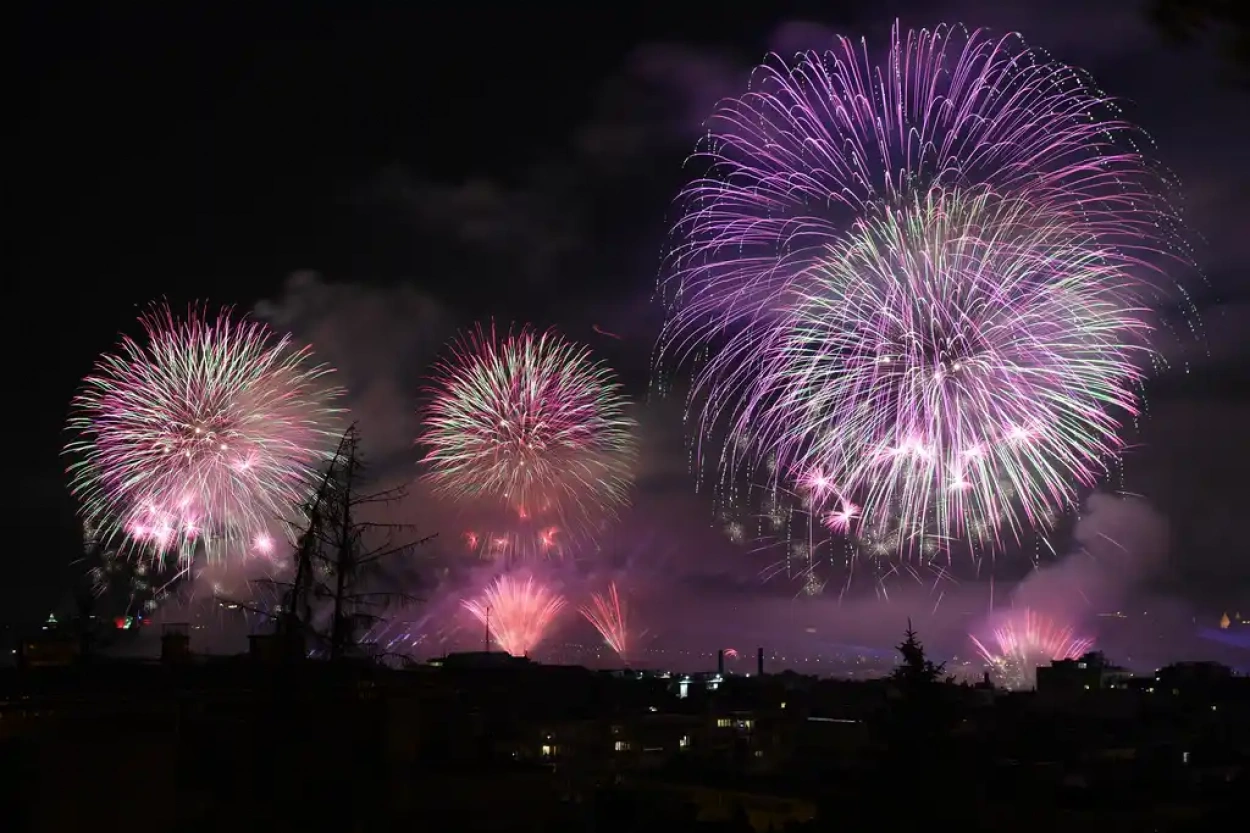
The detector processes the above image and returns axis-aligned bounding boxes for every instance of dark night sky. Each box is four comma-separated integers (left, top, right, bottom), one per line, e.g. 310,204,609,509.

12,1,1249,623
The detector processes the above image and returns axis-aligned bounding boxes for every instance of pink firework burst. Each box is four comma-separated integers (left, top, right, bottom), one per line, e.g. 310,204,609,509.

420,323,637,558
462,575,566,657
971,608,1095,690
65,303,343,561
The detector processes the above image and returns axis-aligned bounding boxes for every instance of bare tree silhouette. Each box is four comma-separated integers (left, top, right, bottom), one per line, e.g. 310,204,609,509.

227,425,434,661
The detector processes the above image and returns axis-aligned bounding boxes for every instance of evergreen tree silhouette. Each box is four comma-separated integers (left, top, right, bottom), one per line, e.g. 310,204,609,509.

877,620,964,824
889,618,946,688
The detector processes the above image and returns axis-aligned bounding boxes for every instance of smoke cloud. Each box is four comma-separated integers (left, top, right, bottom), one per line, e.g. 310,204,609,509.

256,270,456,463
1012,493,1169,621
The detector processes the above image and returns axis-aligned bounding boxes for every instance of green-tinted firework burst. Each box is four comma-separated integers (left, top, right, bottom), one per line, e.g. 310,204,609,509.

65,303,344,562
419,324,637,552
724,188,1152,547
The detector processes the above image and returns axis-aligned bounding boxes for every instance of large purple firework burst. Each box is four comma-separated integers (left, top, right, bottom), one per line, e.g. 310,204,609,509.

656,23,1196,556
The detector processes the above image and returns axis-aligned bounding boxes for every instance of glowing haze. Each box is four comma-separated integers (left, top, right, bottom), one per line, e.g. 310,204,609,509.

656,23,1193,555
66,303,344,562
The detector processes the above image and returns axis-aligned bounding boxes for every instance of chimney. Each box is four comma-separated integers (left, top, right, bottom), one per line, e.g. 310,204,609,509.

717,649,725,676
757,647,765,677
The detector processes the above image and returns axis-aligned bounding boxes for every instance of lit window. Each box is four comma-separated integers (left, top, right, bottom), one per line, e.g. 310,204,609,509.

679,735,690,748
717,718,731,728
541,744,554,757
614,741,630,752
753,749,764,758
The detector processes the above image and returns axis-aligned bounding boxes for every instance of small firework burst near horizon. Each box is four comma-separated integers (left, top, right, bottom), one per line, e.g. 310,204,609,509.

419,324,637,560
971,608,1095,690
579,581,633,664
462,575,567,657
655,22,1197,560
458,523,566,563
65,303,344,564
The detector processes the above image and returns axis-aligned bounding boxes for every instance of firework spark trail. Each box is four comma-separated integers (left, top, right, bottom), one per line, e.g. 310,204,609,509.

592,324,623,340
462,575,566,656
66,303,344,562
420,324,637,557
655,22,1195,555
458,526,568,562
579,582,633,662
971,607,1095,689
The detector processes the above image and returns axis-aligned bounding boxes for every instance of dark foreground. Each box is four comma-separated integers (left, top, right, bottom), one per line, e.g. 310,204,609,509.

1,654,1244,832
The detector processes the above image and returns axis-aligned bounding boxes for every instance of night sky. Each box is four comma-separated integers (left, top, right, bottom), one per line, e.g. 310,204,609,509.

13,1,1249,627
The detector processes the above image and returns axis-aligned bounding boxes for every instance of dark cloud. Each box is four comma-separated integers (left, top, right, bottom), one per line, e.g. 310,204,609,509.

387,172,583,283
1125,400,1250,597
1184,177,1250,273
918,0,1156,57
581,43,741,149
256,270,456,462
359,42,736,287
1159,300,1250,372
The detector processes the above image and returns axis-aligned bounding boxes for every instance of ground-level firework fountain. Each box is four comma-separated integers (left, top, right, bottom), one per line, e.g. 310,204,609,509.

579,582,634,665
971,608,1094,690
462,574,566,657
